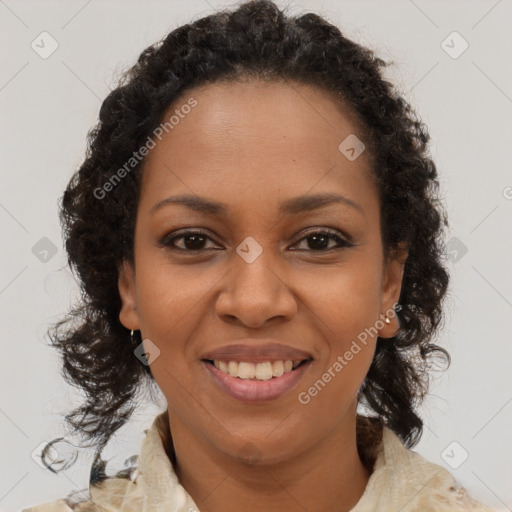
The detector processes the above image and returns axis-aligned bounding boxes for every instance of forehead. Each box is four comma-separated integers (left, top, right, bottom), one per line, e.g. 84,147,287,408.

139,78,375,215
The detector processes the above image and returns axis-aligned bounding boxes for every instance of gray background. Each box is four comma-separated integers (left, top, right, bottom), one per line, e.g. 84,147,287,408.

1,0,511,510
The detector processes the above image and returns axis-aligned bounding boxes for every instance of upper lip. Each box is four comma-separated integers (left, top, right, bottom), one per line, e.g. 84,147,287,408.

200,339,314,363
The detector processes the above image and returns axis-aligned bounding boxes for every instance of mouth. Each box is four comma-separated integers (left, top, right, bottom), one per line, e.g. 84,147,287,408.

203,358,311,380
201,358,313,402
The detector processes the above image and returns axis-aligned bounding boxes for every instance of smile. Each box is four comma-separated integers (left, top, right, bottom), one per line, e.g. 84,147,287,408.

202,358,312,402
211,359,304,380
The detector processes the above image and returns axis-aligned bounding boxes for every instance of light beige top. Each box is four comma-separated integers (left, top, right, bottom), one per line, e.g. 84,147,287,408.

22,412,494,512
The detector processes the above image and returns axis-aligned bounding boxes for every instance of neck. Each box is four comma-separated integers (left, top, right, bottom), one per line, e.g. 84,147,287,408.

166,407,372,512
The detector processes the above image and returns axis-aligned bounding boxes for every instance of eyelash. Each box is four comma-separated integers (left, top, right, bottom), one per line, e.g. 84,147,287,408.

160,228,354,253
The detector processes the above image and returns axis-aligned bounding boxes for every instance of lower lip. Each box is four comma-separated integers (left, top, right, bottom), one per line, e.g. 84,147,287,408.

202,360,312,402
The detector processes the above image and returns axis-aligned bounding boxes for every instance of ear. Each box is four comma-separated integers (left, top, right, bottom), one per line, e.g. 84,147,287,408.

378,243,408,338
118,259,141,331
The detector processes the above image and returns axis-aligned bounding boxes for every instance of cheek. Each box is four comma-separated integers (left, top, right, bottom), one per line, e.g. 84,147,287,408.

133,259,222,365
135,257,205,325
296,276,378,416
298,256,383,337
294,258,381,389
133,263,207,410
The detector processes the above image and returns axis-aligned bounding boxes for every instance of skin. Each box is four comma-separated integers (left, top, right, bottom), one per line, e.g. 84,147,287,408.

118,78,408,512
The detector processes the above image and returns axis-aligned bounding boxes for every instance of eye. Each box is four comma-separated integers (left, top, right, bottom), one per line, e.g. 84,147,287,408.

160,229,219,252
291,229,353,252
160,228,353,253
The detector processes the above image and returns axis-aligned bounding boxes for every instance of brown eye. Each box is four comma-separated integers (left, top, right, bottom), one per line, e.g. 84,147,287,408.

160,228,353,253
291,230,353,252
160,230,218,252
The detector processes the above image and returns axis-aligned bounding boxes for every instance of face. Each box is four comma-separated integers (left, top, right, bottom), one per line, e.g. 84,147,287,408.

118,78,407,464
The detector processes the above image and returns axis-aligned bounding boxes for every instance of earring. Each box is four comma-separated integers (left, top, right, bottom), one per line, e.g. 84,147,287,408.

130,330,138,346
384,316,391,324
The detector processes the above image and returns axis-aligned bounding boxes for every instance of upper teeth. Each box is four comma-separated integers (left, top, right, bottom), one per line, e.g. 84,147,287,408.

213,360,302,380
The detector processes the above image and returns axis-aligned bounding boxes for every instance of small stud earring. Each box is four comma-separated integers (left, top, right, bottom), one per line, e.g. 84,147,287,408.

384,317,391,324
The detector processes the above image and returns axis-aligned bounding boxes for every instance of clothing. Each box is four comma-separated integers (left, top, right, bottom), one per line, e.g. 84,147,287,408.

22,411,494,512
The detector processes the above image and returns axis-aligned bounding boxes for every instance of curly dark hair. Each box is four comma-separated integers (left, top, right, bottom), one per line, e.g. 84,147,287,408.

44,0,450,470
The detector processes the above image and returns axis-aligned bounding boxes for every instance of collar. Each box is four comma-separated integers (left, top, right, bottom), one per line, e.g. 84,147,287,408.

84,411,484,512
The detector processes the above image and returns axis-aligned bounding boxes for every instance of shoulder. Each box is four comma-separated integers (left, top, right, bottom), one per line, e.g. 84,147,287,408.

22,475,142,512
21,414,168,512
21,499,74,512
362,426,494,511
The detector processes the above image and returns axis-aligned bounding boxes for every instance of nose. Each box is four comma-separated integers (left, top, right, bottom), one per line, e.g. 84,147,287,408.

215,247,297,329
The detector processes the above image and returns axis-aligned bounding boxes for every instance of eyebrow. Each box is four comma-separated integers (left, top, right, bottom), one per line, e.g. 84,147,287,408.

149,192,364,217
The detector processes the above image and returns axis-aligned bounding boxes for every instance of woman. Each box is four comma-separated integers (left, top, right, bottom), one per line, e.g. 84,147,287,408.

23,1,493,511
